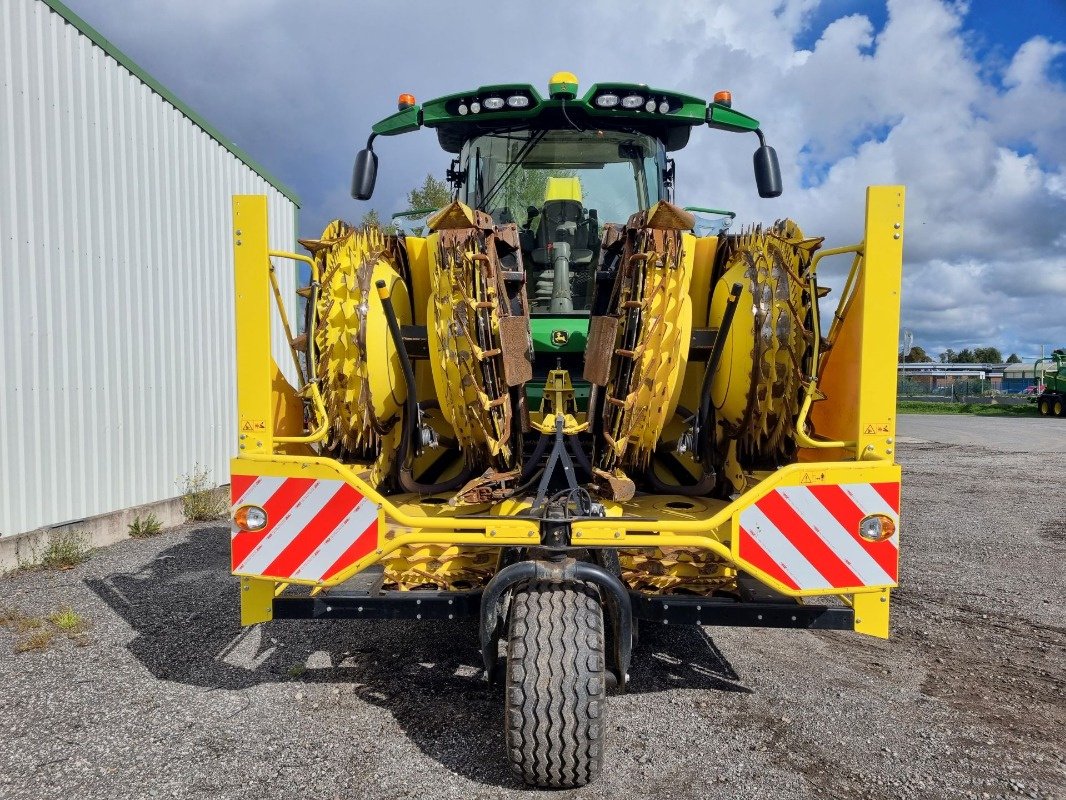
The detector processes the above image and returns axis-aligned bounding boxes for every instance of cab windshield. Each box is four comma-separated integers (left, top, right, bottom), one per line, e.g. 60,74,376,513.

460,130,664,313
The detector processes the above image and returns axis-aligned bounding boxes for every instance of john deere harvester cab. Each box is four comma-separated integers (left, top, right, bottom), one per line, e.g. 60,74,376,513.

229,71,905,788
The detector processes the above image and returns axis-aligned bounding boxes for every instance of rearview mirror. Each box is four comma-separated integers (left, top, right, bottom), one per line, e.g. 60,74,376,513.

753,144,782,198
351,148,378,200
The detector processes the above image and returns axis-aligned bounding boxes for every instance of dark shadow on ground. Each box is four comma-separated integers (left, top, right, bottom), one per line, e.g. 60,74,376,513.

87,526,751,787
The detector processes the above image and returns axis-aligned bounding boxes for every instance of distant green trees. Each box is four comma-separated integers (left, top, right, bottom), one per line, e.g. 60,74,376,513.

902,345,1017,366
405,173,452,210
358,208,383,229
938,347,1004,364
899,345,934,363
359,173,453,231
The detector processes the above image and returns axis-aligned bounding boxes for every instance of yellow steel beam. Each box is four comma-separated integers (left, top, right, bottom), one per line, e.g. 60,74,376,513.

856,186,905,459
233,196,274,455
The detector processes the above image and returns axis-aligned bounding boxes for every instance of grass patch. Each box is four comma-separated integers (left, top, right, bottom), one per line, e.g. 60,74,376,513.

128,513,163,538
15,628,55,653
897,400,1039,417
0,607,44,632
0,607,21,627
40,529,90,570
178,465,228,521
49,607,87,633
2,605,92,653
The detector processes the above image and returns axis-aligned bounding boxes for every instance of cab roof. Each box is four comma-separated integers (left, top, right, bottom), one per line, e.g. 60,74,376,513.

370,79,761,154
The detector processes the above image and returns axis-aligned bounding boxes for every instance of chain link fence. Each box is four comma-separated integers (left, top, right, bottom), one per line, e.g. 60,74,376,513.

896,376,1035,404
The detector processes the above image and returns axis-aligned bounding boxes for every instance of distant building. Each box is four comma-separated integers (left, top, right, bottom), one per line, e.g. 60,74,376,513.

898,362,1006,391
897,360,1049,394
1001,361,1046,393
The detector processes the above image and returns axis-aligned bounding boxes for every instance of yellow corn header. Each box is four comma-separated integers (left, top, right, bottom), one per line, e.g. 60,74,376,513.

228,73,905,789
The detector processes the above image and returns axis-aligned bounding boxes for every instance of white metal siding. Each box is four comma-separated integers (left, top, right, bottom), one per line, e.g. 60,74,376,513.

0,0,299,536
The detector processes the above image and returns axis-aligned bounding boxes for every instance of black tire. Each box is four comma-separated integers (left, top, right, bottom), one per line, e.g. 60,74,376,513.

504,580,606,788
1039,397,1051,416
1054,397,1065,417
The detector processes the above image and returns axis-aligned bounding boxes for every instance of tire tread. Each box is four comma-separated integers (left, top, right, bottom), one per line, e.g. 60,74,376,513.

504,580,605,788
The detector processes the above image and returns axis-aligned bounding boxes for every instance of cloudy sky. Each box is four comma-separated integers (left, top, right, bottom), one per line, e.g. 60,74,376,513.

64,0,1066,360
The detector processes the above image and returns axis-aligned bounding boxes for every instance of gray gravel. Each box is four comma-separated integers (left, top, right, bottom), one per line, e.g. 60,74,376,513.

1,417,1063,799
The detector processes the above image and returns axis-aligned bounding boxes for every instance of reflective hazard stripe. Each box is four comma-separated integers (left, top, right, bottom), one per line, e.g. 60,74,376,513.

230,476,379,583
738,481,900,591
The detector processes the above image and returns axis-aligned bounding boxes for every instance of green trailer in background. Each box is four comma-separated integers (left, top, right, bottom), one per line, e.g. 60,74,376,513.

1035,350,1066,416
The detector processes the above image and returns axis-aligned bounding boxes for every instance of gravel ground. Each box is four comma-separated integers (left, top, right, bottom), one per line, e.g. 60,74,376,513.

1,420,1063,799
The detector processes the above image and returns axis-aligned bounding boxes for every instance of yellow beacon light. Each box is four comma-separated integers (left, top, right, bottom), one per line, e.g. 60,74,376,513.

548,71,579,99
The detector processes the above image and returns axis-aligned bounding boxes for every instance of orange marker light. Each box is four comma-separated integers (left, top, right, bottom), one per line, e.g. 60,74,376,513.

397,93,417,110
713,90,732,108
858,514,896,542
234,505,268,532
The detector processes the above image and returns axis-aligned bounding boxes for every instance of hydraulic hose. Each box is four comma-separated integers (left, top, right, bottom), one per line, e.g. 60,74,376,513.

305,281,319,382
644,453,717,496
645,281,742,496
694,282,743,461
375,280,472,494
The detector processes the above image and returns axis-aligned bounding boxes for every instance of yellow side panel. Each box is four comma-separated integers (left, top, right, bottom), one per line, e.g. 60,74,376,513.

811,186,904,459
271,358,303,437
405,236,436,405
810,271,864,444
676,235,719,415
690,235,718,327
271,359,316,456
405,235,430,326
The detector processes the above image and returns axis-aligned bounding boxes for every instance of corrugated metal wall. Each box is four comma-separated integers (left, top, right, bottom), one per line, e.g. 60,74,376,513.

0,0,299,536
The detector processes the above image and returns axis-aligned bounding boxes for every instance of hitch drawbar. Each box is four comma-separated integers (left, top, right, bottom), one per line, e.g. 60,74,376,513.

479,558,633,688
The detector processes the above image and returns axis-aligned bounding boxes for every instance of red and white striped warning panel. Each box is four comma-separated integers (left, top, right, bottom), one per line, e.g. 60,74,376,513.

737,482,900,591
230,475,379,582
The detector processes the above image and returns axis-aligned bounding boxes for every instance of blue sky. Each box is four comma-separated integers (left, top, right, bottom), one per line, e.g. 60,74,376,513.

61,0,1066,359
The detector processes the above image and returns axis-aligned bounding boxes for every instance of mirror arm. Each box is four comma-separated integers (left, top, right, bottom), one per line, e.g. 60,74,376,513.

755,128,767,147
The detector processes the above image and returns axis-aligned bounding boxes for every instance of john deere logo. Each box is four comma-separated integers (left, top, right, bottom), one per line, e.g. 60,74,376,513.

551,329,569,346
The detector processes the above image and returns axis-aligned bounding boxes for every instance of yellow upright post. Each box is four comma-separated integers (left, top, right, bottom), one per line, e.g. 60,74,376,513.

855,186,905,460
232,195,274,455
240,576,275,625
853,588,890,639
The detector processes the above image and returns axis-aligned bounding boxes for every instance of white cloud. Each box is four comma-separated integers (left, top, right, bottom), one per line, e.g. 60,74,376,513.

64,0,1066,356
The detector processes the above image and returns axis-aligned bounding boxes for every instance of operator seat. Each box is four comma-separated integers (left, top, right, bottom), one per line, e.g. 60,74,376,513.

531,177,594,267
